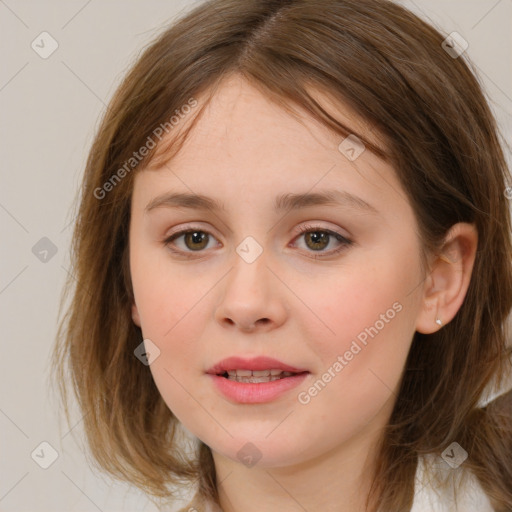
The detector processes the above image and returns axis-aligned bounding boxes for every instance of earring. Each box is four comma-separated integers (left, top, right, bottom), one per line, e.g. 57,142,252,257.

435,318,443,327
439,254,453,264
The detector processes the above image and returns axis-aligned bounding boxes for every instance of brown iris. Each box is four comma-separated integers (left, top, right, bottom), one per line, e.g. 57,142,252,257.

183,231,209,251
304,231,330,251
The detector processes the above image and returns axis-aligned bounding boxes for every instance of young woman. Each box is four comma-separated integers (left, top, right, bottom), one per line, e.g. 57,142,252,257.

52,1,512,510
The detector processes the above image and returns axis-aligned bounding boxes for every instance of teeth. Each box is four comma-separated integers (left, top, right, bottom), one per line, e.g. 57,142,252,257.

252,370,270,377
234,375,282,383
223,369,298,383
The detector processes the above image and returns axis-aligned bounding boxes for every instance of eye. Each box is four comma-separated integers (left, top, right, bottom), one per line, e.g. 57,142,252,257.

163,228,220,255
163,224,353,259
292,224,353,258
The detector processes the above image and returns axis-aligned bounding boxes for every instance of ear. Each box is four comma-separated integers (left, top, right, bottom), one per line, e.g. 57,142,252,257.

415,222,478,334
131,302,141,327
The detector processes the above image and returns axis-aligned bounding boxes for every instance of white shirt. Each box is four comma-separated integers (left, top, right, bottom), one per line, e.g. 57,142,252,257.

410,453,494,512
410,382,512,511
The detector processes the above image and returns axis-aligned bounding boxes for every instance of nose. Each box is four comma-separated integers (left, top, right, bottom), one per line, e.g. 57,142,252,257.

214,249,288,333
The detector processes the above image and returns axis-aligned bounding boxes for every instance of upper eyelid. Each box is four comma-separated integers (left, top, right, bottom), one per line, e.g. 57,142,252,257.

165,223,221,241
165,222,348,239
296,223,349,237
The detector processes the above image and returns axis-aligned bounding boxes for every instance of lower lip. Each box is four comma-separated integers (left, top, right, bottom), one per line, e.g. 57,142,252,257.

208,373,309,403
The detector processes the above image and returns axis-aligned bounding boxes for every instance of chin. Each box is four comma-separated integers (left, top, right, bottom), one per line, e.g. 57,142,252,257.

206,433,310,469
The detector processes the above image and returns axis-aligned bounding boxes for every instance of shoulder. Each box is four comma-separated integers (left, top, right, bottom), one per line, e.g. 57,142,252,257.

411,453,494,512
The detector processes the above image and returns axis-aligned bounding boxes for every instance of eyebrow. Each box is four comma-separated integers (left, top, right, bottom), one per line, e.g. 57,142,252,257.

144,189,379,215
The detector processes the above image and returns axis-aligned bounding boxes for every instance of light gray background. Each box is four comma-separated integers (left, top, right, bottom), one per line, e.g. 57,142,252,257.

1,1,511,511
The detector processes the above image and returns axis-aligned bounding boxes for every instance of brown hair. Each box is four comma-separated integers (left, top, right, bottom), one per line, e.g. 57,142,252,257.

51,0,512,510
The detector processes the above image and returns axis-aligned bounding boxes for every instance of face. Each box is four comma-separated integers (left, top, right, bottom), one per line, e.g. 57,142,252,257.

129,74,426,469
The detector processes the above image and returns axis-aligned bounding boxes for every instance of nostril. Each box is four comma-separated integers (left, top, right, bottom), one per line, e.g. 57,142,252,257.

223,318,270,330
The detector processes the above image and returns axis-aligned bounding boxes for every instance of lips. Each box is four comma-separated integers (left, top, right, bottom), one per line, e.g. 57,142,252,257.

206,356,308,375
206,356,310,403
206,356,308,403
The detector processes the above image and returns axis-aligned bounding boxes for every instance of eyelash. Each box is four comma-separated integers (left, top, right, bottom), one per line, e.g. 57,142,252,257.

163,223,353,260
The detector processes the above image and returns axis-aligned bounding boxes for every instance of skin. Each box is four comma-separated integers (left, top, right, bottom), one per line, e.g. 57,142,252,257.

129,74,478,512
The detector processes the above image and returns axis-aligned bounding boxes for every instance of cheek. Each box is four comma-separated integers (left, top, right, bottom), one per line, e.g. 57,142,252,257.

293,254,416,405
130,251,214,423
131,242,205,337
298,264,410,356
134,267,209,421
130,246,211,393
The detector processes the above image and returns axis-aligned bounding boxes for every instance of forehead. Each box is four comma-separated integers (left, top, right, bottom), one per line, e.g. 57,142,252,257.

133,74,409,221
173,74,384,159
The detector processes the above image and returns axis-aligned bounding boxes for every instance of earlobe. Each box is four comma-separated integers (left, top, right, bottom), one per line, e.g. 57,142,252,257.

415,223,478,334
131,302,141,327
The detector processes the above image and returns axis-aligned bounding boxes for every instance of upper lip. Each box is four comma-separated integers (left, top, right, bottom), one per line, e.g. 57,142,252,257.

206,356,309,375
